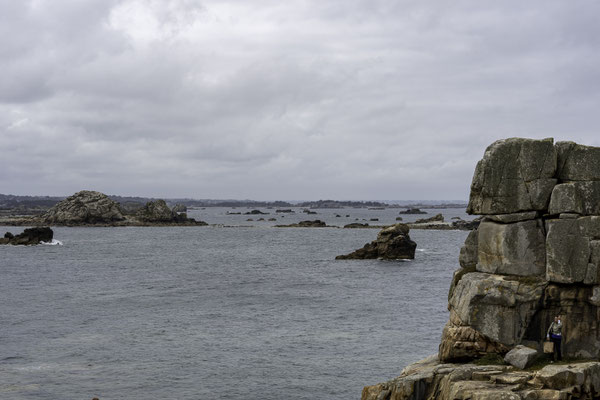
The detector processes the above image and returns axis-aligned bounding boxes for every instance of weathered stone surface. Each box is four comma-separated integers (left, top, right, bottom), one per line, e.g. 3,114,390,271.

42,190,125,225
546,219,590,283
584,263,599,285
579,216,600,239
336,224,416,260
556,141,600,181
484,211,538,224
477,219,546,276
362,357,600,400
459,230,478,270
439,322,508,362
448,272,546,348
504,345,538,369
467,138,557,215
548,181,600,215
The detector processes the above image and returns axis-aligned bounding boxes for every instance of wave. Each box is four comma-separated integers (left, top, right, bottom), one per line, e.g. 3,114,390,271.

41,239,63,246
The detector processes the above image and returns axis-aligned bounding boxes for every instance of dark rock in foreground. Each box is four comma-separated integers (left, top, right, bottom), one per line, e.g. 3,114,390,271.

0,227,53,245
336,223,416,260
275,220,327,228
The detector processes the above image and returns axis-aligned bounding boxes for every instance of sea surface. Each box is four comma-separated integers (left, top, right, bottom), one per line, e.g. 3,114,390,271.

0,207,471,399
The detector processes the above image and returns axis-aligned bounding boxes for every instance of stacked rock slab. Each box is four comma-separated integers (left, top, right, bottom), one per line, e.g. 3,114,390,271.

362,138,600,399
442,138,600,361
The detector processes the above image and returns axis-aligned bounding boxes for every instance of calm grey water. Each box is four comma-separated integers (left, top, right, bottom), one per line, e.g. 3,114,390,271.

0,208,468,400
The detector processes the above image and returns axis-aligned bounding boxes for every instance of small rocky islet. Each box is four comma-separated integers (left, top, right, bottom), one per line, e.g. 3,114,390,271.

0,227,54,245
2,190,207,227
362,138,600,399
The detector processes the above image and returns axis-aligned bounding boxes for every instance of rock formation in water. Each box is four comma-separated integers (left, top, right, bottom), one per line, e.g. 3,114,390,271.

336,223,416,260
42,190,125,225
33,191,207,226
275,220,328,228
399,208,428,214
0,227,53,245
362,138,600,399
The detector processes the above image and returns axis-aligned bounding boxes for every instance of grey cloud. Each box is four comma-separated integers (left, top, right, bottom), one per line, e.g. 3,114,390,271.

2,0,600,199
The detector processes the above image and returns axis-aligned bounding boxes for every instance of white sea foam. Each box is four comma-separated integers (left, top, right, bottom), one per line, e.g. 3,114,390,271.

40,239,63,246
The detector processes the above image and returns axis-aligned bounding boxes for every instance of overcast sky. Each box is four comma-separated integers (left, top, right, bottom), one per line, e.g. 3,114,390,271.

2,1,600,200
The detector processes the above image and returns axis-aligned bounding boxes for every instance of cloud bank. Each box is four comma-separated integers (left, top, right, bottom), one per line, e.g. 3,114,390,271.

2,0,600,200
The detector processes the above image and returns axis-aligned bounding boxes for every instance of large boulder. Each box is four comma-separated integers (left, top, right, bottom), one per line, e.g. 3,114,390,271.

476,219,546,276
467,138,557,215
336,223,416,260
42,191,125,225
548,181,600,215
504,345,538,369
556,141,600,181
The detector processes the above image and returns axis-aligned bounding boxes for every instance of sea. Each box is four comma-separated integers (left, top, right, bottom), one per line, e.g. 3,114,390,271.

0,207,471,400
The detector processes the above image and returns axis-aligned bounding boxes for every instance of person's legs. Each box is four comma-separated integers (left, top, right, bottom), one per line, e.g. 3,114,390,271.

552,337,562,361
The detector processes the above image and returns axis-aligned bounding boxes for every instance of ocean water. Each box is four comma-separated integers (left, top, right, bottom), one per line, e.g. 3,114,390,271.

0,209,469,400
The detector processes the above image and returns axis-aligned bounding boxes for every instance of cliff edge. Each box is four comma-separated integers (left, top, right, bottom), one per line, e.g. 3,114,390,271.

362,138,600,399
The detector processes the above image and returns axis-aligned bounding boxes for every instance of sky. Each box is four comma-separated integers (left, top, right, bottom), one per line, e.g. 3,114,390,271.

2,1,600,201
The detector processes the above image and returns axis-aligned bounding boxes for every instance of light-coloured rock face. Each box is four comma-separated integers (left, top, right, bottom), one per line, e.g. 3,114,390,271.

447,273,546,348
42,190,124,224
548,181,600,215
556,141,600,181
477,219,546,276
504,345,538,369
361,356,600,400
467,138,557,215
546,219,591,283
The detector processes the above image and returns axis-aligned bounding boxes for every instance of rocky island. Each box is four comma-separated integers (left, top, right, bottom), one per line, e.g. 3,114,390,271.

336,223,417,260
362,138,600,399
0,190,207,227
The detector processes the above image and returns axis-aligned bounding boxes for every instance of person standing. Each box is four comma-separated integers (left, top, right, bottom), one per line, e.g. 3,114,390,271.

547,315,563,361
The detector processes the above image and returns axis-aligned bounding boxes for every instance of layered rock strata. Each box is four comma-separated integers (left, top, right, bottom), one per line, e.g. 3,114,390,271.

363,138,600,399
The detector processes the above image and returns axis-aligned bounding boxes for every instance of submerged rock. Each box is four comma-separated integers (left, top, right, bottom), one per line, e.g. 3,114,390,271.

0,227,53,245
275,220,327,228
336,223,416,260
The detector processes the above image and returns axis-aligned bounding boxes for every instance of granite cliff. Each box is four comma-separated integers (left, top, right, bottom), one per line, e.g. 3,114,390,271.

362,138,600,399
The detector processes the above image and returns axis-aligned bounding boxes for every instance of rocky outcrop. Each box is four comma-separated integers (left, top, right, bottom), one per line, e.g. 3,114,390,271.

442,138,600,362
415,213,444,224
399,208,427,214
362,355,600,400
343,223,370,228
42,190,125,225
363,138,600,399
34,191,207,226
172,203,187,213
244,209,268,215
336,223,416,260
274,220,327,228
0,227,53,245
